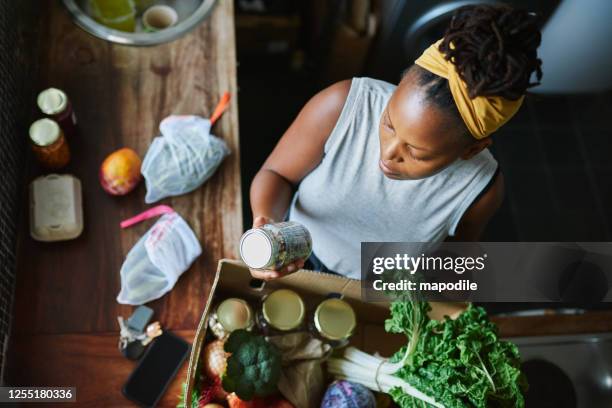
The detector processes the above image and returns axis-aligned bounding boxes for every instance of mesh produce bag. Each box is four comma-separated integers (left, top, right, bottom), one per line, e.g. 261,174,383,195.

117,205,202,305
141,115,230,203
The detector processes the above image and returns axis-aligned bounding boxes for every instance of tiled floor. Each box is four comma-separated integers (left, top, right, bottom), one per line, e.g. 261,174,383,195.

238,54,612,242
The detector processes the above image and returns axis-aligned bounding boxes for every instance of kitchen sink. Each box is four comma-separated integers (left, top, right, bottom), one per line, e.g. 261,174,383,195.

62,0,216,46
511,333,612,408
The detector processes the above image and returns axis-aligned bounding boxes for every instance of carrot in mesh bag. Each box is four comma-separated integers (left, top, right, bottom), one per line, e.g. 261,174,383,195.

141,93,231,203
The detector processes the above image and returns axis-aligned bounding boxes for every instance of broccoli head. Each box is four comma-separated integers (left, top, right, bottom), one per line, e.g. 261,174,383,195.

221,329,282,400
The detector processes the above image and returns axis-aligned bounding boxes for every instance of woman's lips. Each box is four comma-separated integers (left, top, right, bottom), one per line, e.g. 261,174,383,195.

379,160,400,176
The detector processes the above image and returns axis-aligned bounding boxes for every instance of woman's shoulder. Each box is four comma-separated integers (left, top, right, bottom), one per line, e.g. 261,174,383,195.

357,77,397,94
318,79,353,113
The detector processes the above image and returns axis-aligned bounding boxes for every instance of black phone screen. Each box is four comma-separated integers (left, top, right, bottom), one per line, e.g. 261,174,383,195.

122,332,190,407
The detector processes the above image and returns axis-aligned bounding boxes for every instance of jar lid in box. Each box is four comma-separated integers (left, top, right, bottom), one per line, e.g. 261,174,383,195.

262,289,305,331
314,298,356,341
217,298,254,332
30,174,83,242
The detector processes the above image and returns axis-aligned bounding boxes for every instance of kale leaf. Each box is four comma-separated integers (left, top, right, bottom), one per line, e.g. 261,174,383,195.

386,303,527,408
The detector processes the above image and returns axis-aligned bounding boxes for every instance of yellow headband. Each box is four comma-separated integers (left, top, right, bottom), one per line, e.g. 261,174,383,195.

414,39,524,139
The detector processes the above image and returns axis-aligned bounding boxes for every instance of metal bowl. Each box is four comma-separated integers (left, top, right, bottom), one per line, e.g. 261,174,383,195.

62,0,217,46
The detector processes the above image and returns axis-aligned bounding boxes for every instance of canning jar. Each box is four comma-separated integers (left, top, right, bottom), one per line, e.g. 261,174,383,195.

309,297,356,347
208,298,254,339
37,88,77,138
240,221,312,270
256,289,305,335
29,118,70,169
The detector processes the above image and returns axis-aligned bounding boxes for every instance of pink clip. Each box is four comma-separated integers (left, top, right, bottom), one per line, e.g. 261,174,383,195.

120,205,175,229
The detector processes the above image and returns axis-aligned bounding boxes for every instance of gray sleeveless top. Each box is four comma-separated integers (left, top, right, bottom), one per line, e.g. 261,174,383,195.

289,77,498,279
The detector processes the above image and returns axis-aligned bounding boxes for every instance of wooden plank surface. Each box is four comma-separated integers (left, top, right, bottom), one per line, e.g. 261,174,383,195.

6,330,195,408
494,311,612,338
11,0,241,336
6,1,241,406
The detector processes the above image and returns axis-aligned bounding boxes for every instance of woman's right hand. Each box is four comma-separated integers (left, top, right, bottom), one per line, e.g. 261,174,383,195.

248,216,306,281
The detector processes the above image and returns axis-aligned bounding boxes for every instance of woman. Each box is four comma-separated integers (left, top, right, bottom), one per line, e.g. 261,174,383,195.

249,4,542,280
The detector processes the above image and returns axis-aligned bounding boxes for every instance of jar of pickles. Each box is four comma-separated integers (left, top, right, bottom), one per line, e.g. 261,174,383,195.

309,297,356,347
29,118,70,169
256,289,305,335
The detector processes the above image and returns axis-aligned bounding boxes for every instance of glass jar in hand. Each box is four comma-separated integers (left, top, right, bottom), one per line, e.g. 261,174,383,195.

240,221,312,270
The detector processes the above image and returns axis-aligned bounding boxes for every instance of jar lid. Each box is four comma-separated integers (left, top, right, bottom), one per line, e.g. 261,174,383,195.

216,298,253,332
314,298,356,341
29,118,61,147
37,88,68,115
262,289,305,331
240,229,273,269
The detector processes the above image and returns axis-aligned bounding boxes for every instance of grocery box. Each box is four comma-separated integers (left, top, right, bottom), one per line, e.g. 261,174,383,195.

182,259,465,407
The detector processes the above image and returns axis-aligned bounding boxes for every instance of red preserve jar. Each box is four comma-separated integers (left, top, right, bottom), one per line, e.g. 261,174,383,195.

29,118,70,169
37,88,77,138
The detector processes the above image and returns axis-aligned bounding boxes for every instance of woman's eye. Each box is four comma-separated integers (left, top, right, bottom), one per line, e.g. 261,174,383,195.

408,148,423,162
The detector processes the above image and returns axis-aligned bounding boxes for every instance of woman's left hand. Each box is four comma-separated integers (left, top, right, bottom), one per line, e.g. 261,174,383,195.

248,216,306,280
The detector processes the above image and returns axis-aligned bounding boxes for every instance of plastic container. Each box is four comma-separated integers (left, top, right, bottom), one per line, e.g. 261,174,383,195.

30,174,83,242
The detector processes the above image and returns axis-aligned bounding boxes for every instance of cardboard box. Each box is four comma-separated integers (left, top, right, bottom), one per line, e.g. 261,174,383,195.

183,259,465,406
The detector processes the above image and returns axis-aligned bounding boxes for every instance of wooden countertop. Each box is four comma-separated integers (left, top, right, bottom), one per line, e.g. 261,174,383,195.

6,1,241,406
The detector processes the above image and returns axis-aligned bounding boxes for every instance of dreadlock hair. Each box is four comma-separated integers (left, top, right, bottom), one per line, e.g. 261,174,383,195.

407,4,543,138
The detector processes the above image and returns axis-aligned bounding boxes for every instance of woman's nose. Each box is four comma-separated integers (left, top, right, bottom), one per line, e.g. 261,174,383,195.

382,139,403,162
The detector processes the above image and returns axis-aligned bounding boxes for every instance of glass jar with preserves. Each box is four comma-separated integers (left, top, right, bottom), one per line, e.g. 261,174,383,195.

29,119,70,169
240,221,312,270
256,289,305,335
37,88,77,138
309,297,356,347
208,298,254,339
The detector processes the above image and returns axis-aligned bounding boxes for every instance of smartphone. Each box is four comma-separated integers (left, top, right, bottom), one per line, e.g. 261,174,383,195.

122,331,190,407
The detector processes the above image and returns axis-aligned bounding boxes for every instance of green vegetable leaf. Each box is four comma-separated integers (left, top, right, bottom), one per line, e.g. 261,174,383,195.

386,303,527,408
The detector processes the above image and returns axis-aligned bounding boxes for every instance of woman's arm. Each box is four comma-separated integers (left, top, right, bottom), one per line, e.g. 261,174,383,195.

248,80,351,279
451,172,505,241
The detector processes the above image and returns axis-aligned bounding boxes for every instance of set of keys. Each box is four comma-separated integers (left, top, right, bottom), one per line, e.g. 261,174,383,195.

117,306,164,360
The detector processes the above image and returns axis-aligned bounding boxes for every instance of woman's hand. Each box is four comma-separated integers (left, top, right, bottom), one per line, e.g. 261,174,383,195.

248,216,306,281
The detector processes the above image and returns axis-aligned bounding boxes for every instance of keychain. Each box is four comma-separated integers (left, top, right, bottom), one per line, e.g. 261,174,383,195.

117,316,164,360
141,321,163,346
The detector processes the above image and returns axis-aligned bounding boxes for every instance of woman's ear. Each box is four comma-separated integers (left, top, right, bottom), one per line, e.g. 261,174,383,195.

460,137,492,160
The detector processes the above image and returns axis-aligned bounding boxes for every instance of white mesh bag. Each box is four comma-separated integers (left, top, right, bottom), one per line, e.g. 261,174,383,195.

141,115,230,203
117,209,202,305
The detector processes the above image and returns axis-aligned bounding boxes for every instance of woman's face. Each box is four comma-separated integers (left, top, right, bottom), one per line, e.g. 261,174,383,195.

378,73,488,180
